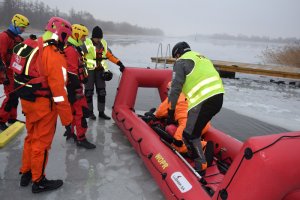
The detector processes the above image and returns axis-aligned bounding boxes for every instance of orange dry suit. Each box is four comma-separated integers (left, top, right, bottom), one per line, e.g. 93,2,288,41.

11,38,73,182
155,93,211,153
0,30,23,123
64,43,90,141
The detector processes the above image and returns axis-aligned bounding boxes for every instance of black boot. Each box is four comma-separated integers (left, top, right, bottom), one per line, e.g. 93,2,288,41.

20,171,32,187
32,176,63,193
7,119,21,124
0,122,8,131
89,113,96,120
183,135,207,172
64,131,77,141
77,138,96,149
98,112,111,120
204,141,214,167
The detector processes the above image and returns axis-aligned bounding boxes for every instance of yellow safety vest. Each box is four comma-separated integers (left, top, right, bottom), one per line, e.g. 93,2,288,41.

180,51,225,110
99,39,108,70
84,38,96,70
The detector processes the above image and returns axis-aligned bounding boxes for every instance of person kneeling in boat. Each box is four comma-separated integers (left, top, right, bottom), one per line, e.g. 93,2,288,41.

155,82,211,154
168,42,224,173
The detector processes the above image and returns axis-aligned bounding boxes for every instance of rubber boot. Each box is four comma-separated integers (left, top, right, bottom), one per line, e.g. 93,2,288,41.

32,176,63,193
183,136,207,173
204,141,214,167
0,122,8,131
191,138,207,171
77,138,96,149
20,171,32,186
64,131,77,141
98,112,111,120
89,113,96,120
7,119,21,124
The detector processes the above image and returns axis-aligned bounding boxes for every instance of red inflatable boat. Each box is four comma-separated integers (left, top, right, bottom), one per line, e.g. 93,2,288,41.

112,67,300,200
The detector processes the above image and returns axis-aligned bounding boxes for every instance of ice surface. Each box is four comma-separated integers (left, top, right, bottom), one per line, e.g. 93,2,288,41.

0,35,299,199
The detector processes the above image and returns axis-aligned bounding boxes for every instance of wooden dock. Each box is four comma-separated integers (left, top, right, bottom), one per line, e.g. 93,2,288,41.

151,57,300,80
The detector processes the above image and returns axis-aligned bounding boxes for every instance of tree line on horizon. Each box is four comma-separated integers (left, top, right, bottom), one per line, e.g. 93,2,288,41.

206,33,299,44
0,0,164,36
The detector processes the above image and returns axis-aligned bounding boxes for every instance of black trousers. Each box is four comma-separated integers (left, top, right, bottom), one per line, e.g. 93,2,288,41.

185,93,223,140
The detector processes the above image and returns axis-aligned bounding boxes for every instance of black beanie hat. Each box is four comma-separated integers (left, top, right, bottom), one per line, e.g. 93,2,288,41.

92,26,103,39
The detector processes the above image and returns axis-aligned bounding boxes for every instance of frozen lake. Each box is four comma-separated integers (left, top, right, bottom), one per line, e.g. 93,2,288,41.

0,35,299,199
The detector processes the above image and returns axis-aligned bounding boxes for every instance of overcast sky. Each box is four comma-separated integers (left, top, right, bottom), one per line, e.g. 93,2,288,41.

36,0,299,38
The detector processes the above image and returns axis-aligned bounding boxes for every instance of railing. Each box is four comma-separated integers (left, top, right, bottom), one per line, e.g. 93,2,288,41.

155,43,171,69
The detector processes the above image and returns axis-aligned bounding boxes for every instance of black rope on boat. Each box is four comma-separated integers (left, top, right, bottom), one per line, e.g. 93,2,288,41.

141,141,180,200
147,153,153,159
244,148,253,160
162,173,167,180
219,189,228,200
137,138,148,157
203,172,222,178
217,135,300,200
206,181,221,185
200,178,207,185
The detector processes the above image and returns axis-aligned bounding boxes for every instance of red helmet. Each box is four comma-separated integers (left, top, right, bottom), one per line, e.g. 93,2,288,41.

45,17,72,44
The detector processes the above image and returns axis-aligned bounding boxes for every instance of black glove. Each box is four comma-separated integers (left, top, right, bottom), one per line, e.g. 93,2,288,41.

145,108,156,117
173,139,183,147
29,34,37,40
166,109,175,125
117,61,125,73
63,124,73,140
3,76,10,85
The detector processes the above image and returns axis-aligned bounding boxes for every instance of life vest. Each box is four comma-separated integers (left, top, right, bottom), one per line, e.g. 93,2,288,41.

95,39,109,70
180,51,225,110
84,38,109,70
77,54,88,84
10,37,52,102
65,41,88,84
0,30,23,84
4,30,24,56
0,60,5,84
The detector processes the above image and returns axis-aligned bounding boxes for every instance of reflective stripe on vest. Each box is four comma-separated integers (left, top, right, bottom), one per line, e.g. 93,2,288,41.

14,78,33,88
15,43,48,76
84,38,96,70
12,39,52,100
180,51,225,110
100,39,108,70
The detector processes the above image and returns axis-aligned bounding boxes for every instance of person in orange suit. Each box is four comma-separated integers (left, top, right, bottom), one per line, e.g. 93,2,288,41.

64,24,96,149
155,82,211,153
12,17,73,193
0,14,29,130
